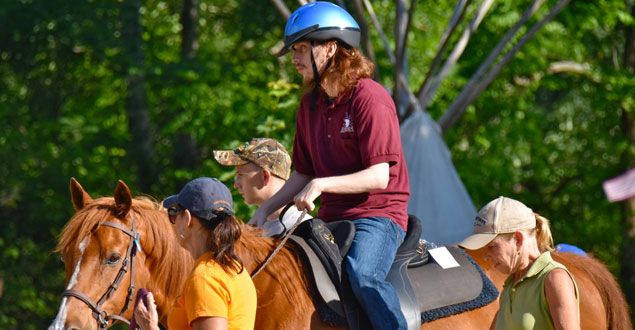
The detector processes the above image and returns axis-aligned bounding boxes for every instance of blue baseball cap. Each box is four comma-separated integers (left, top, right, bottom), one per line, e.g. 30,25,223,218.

163,177,233,221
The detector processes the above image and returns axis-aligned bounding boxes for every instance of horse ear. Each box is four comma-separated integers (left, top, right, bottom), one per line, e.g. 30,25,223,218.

114,180,132,218
70,177,93,211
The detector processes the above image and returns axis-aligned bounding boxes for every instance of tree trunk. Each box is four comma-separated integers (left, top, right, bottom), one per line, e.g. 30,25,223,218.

393,0,410,117
351,0,380,81
621,2,635,311
438,0,548,132
121,0,156,192
174,0,199,172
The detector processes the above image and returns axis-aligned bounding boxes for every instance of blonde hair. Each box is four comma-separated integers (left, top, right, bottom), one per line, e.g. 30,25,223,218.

497,213,554,253
533,213,554,252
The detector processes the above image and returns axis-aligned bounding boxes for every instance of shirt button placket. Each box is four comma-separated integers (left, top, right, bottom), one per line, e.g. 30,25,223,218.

327,116,332,139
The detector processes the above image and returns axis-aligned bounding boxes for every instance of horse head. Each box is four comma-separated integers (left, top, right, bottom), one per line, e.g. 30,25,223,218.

49,178,192,330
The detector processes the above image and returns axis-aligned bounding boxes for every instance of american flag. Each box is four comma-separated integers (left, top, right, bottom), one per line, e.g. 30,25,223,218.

603,168,635,202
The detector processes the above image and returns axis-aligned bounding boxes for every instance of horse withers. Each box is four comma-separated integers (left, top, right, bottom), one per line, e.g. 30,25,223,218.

50,179,633,330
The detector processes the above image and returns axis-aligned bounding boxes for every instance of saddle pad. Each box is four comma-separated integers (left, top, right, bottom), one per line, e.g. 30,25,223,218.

289,236,348,326
290,237,498,326
409,246,499,322
289,236,344,314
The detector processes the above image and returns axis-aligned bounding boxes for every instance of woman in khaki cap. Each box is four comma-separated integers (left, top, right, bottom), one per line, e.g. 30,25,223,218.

459,196,580,330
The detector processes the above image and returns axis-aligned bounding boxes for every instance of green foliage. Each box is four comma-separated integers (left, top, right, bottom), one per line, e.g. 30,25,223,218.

0,0,633,328
440,0,634,275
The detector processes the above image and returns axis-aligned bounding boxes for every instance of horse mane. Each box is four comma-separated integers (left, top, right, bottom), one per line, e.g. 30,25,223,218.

55,196,193,315
235,226,313,315
553,252,633,330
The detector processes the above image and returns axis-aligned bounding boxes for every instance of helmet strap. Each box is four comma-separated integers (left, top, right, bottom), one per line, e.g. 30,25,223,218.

310,41,320,113
309,40,333,113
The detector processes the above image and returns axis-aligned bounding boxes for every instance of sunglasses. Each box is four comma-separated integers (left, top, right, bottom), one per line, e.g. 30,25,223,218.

167,205,185,224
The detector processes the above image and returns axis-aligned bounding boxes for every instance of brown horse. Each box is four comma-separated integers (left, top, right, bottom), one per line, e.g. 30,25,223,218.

50,179,632,330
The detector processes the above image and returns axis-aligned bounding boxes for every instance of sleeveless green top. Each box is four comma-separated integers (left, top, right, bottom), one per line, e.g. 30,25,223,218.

495,251,579,330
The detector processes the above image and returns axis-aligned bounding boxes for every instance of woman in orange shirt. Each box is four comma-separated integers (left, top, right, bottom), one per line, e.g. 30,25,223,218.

134,177,257,330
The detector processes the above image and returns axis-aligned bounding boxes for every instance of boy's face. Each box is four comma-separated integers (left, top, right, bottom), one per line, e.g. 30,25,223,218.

234,162,266,206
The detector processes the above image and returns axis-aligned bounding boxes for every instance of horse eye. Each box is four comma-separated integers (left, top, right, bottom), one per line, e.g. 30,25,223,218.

106,253,122,265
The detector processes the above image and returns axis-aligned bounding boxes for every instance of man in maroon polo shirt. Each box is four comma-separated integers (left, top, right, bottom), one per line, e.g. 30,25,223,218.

250,3,410,329
291,78,410,230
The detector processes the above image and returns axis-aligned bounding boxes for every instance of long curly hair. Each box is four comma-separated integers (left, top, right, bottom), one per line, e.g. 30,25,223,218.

308,40,375,96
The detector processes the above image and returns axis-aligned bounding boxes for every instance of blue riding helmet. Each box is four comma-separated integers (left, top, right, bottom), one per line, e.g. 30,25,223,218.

277,1,361,56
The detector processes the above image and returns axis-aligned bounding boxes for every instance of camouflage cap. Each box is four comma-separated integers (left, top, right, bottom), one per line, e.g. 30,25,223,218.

213,138,292,180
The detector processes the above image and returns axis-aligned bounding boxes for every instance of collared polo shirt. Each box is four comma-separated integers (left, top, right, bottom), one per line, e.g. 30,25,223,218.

292,78,410,231
496,251,579,330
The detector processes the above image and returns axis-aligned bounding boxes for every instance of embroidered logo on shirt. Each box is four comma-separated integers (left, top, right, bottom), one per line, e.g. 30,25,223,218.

340,112,354,133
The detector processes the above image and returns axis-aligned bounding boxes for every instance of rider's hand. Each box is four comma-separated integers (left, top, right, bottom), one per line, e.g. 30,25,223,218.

133,291,160,330
248,207,268,228
293,178,322,212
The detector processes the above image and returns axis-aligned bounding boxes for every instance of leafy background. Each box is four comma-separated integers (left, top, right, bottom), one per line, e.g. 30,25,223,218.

1,0,633,328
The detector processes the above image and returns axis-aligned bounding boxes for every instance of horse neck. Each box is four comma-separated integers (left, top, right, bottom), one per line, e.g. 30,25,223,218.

235,229,314,313
235,229,279,274
139,210,193,323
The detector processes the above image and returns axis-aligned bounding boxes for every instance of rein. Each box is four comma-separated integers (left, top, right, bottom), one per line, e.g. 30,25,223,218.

251,207,307,279
62,212,140,329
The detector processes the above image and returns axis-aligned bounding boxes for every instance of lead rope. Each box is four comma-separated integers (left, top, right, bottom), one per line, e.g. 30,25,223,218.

251,208,308,279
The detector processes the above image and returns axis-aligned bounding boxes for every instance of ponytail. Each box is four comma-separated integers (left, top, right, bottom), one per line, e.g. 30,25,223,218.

534,213,554,253
200,211,244,274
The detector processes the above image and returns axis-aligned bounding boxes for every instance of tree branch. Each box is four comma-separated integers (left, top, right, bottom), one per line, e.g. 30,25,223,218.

415,0,471,103
399,74,423,114
404,0,417,51
363,0,395,65
351,0,380,81
271,0,291,20
395,0,414,64
394,0,418,111
547,61,589,74
438,0,554,132
393,0,410,116
419,0,494,112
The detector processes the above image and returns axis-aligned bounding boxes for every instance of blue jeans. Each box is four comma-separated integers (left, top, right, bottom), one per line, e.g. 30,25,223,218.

345,217,407,330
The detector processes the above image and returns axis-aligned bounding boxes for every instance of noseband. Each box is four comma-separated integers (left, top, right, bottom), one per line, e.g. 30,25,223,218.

62,212,140,329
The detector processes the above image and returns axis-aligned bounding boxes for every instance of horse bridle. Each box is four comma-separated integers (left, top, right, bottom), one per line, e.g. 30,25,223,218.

62,212,140,329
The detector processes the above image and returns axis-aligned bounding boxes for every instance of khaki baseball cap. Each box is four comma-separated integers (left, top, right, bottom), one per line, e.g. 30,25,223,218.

459,196,536,250
213,138,292,180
